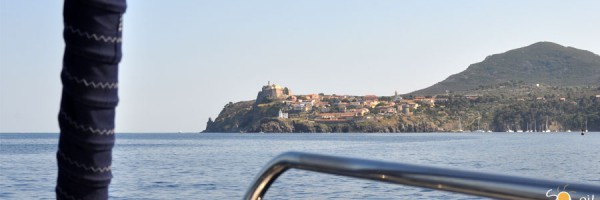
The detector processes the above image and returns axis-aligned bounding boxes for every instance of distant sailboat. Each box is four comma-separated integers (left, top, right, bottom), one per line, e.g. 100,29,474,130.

585,119,589,133
506,124,514,132
581,118,588,135
458,117,463,132
544,117,551,132
474,115,484,133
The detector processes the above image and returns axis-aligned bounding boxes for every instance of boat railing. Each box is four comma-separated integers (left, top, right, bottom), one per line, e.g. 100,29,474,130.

244,152,599,200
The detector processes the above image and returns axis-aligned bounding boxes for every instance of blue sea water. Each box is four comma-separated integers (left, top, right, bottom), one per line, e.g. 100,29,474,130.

1,132,599,199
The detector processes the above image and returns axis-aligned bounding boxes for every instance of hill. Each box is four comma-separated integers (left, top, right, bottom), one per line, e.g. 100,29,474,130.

410,42,600,95
203,42,600,133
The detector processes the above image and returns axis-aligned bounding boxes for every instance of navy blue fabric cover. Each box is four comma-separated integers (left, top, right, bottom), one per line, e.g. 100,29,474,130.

57,0,126,199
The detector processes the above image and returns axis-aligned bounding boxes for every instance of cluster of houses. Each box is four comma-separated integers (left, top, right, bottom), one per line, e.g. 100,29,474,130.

260,82,600,123
272,89,445,122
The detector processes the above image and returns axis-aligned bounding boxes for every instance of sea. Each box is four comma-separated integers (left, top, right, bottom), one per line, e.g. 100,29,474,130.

1,132,599,199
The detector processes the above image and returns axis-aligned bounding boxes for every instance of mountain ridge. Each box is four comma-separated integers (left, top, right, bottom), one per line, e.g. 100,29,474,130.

410,42,600,95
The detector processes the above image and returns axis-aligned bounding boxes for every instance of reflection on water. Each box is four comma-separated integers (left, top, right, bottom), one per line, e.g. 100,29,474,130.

1,133,599,199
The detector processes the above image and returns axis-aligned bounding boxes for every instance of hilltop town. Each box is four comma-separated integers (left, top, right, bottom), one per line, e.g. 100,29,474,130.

204,82,600,133
258,82,425,122
204,42,600,133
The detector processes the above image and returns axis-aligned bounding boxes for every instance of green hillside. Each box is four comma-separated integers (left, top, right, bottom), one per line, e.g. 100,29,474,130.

411,42,600,95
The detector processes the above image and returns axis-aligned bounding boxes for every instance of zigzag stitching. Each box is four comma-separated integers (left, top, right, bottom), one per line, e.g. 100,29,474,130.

63,71,118,89
60,111,115,135
58,151,112,173
65,25,122,43
56,186,81,200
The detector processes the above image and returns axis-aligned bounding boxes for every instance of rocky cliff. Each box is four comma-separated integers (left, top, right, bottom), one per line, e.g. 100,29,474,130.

204,100,442,133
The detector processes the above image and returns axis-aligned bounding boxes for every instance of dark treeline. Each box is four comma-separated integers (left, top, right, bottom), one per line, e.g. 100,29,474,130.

490,96,599,131
427,93,599,132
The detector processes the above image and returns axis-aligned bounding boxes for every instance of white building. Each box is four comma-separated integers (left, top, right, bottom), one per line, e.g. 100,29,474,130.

278,109,288,119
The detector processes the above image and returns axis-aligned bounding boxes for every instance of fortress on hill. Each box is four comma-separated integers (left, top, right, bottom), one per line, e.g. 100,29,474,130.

256,81,292,103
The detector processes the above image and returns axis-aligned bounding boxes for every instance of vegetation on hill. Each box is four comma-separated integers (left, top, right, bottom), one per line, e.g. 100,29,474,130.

411,42,600,95
419,84,600,132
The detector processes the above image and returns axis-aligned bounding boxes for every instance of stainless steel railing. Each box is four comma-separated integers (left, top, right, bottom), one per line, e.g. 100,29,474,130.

244,152,600,200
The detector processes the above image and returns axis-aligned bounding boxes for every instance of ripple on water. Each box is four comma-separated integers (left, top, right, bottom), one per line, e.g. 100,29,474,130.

2,133,599,199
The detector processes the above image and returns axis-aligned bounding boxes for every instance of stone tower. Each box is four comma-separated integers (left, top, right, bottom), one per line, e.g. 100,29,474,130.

256,82,292,104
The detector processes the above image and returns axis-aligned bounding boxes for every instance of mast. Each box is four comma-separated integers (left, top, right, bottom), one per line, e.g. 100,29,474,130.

545,116,549,132
458,117,462,132
476,111,481,131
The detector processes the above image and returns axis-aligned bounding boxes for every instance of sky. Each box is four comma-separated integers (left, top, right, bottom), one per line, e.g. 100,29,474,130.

1,0,599,133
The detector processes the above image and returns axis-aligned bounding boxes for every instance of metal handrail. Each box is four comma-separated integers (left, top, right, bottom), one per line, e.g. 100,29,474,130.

244,152,599,200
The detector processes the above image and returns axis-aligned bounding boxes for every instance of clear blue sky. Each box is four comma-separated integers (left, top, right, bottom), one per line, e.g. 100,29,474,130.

1,0,599,133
